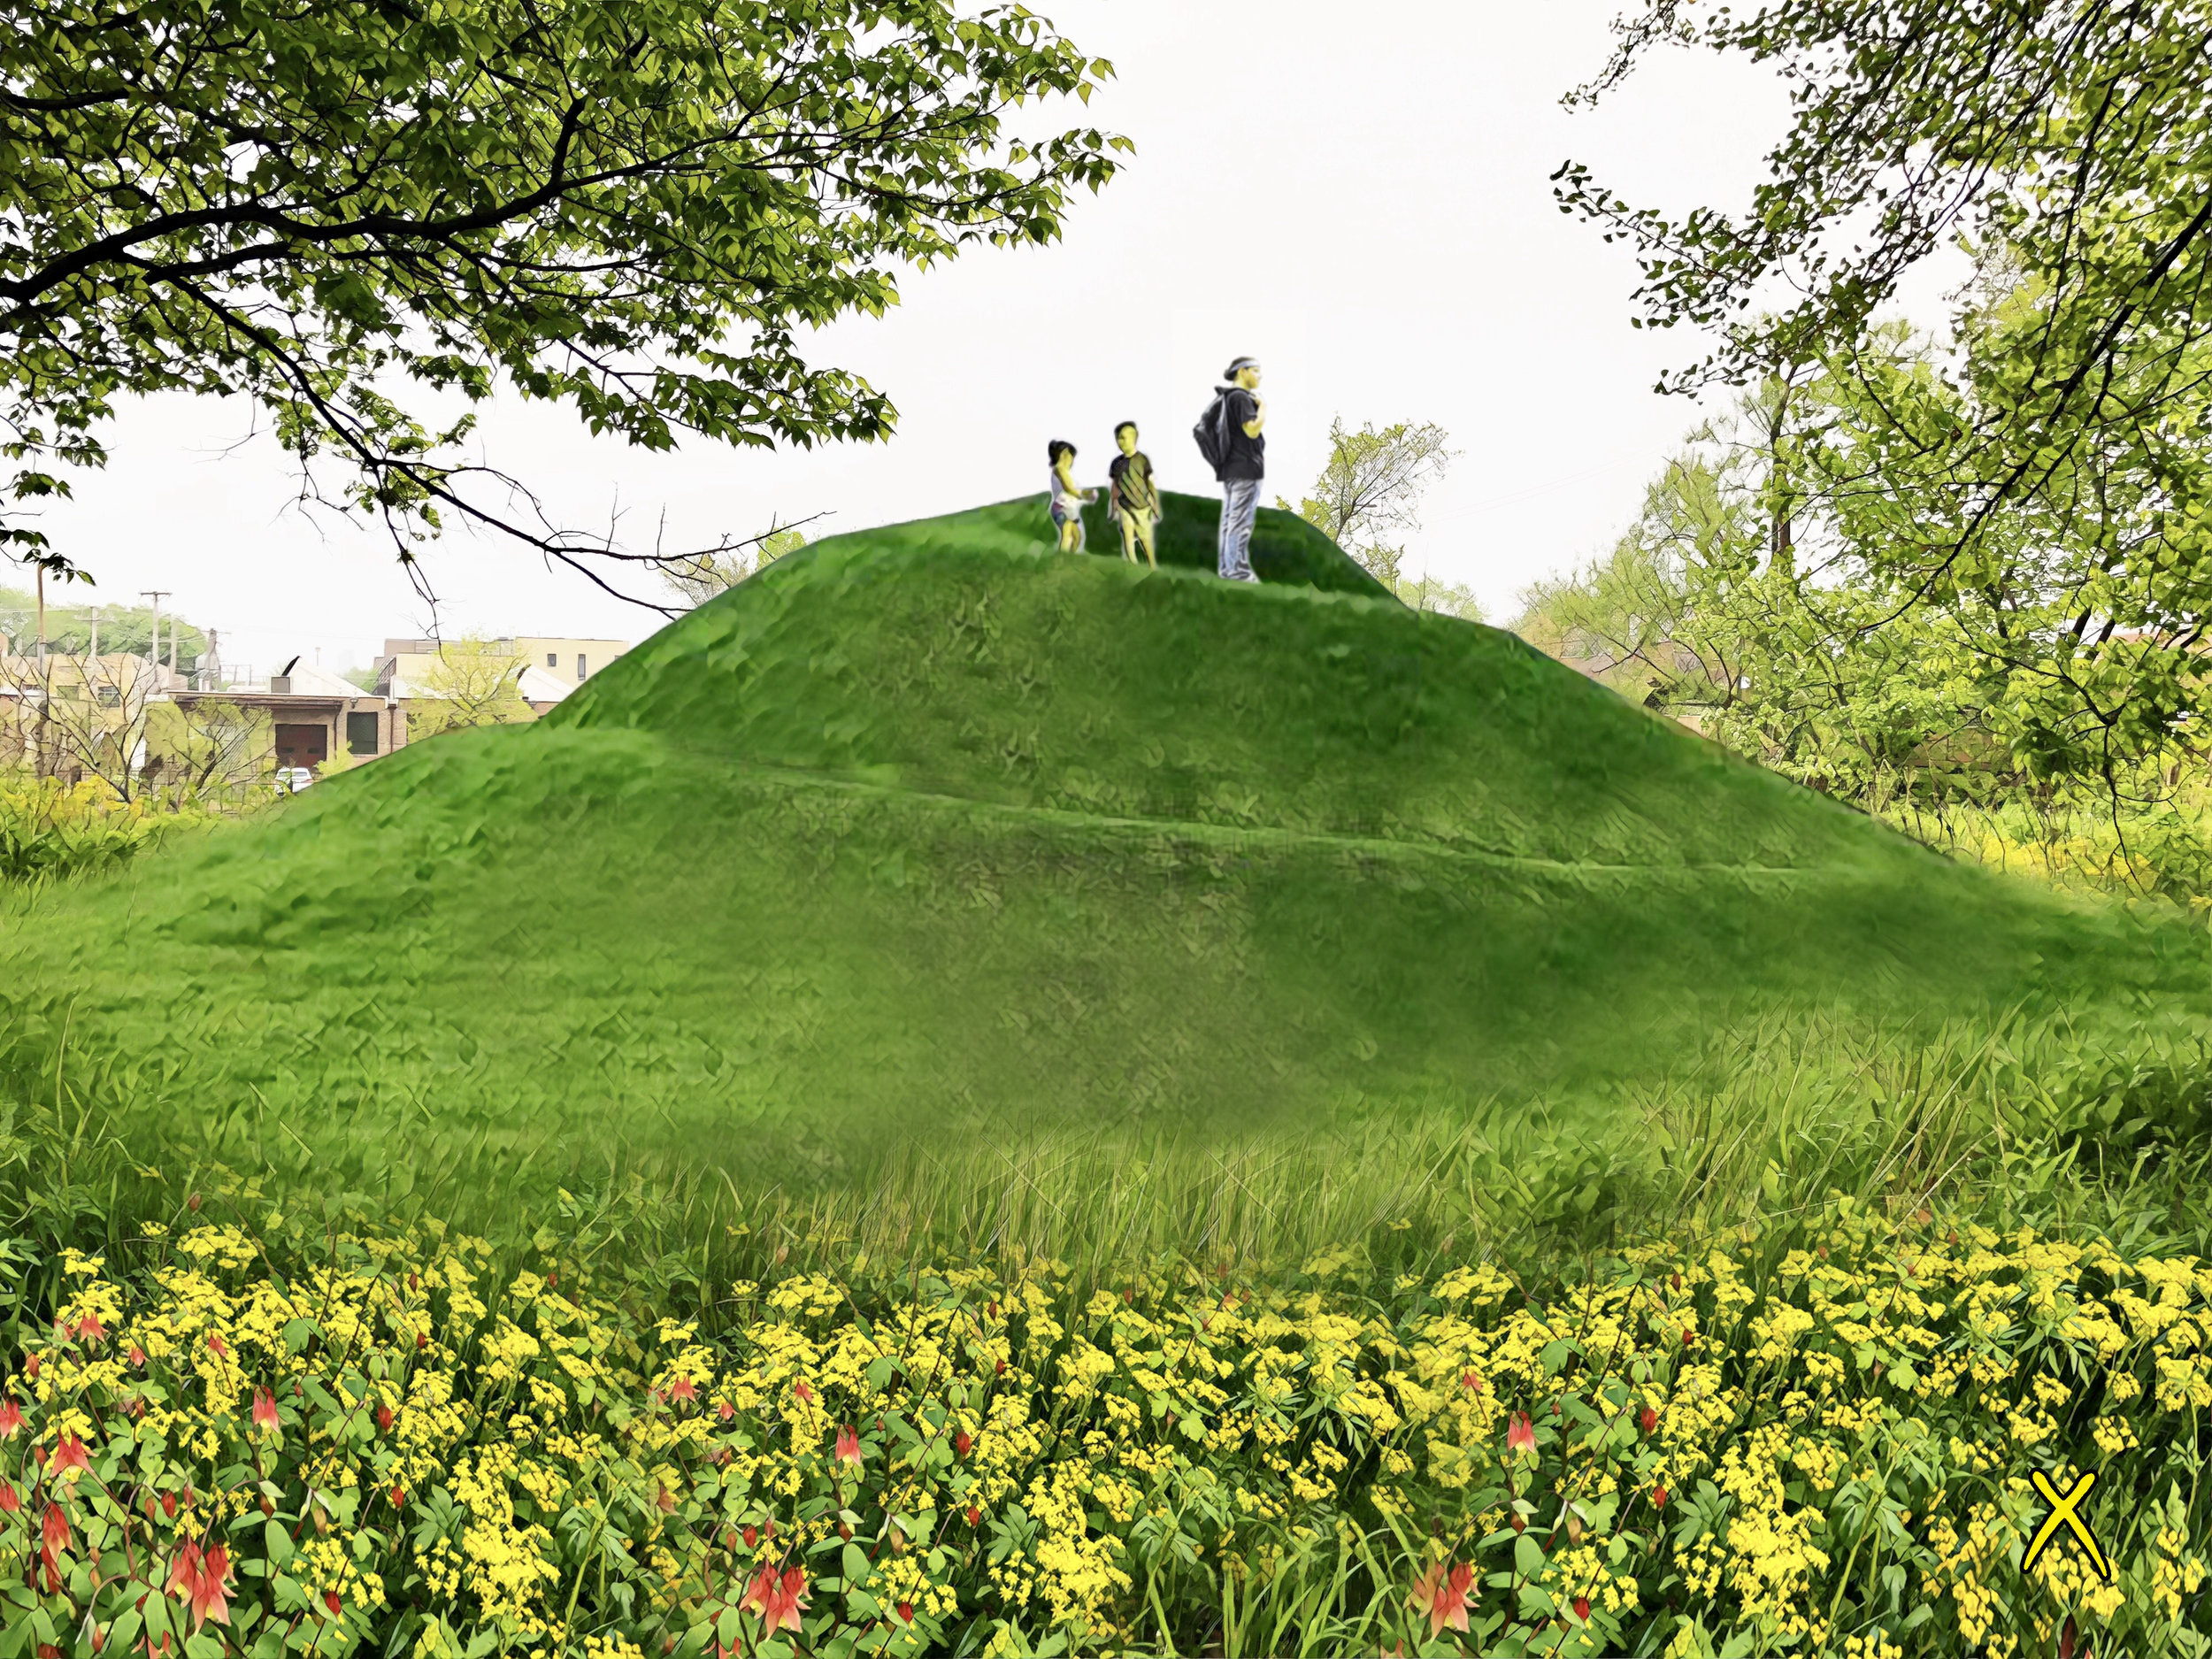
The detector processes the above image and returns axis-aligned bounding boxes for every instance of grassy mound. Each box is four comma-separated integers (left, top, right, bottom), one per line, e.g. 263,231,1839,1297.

1,495,2201,1224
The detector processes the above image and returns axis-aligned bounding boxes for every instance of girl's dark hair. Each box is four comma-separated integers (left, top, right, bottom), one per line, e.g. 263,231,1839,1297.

1048,439,1075,464
1113,421,1138,438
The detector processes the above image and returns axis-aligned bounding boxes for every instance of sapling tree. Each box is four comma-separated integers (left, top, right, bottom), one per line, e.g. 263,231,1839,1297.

1281,418,1456,588
406,638,534,738
660,519,815,609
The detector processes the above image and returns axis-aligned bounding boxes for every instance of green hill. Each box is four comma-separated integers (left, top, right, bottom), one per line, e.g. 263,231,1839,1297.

2,494,2200,1213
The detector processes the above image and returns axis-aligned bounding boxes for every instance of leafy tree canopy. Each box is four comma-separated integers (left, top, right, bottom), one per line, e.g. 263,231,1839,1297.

0,0,1125,598
1557,3,2212,784
1557,1,2212,396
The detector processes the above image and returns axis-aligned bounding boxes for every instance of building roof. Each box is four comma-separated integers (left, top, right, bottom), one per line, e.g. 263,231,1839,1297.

515,664,574,704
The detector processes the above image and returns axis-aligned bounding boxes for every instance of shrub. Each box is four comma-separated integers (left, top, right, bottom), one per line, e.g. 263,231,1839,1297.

0,775,157,886
1,1210,2206,1657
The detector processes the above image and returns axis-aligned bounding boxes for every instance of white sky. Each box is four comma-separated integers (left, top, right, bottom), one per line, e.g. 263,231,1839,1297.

14,0,1805,678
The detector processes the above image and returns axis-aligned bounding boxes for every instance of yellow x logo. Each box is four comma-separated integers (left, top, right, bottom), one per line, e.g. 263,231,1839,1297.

2025,1470,2111,1582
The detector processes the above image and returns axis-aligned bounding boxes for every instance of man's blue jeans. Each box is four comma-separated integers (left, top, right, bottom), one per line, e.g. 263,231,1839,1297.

1218,479,1261,580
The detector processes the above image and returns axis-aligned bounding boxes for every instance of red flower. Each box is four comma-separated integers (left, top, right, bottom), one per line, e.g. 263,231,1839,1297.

718,1402,735,1423
187,1542,235,1630
161,1491,178,1519
742,1565,810,1635
206,1334,228,1360
0,1481,16,1514
671,1377,698,1405
1461,1370,1482,1392
1572,1594,1592,1622
1652,1486,1669,1509
166,1541,203,1603
324,1591,342,1618
965,1505,981,1526
546,1271,558,1288
416,1333,428,1350
0,1399,22,1438
1681,1330,1695,1348
200,1545,235,1629
36,1646,58,1659
1506,1412,1536,1458
23,1354,38,1380
954,1430,973,1457
1408,1562,1475,1637
834,1425,862,1466
741,1525,758,1549
128,1345,147,1368
75,1313,105,1345
995,1358,1007,1377
390,1486,406,1509
51,1434,92,1477
793,1379,816,1406
251,1389,280,1437
1639,1406,1658,1436
375,1404,394,1433
896,1601,914,1624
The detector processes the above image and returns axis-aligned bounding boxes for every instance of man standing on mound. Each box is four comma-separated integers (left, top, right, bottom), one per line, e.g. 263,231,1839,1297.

1208,357,1266,582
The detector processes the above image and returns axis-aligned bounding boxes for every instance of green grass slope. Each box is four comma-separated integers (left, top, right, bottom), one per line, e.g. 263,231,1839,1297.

2,495,2200,1216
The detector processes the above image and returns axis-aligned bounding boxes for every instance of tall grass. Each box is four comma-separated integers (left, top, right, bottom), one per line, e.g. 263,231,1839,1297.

7,1000,2201,1305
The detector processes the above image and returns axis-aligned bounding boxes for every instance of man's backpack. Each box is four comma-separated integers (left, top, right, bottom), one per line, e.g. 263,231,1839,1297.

1193,389,1233,476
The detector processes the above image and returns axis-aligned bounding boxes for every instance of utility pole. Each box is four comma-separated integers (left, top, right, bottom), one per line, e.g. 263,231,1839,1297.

141,590,170,682
84,605,103,660
35,565,49,779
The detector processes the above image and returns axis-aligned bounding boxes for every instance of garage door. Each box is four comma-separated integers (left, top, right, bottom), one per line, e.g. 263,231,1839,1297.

274,723,329,771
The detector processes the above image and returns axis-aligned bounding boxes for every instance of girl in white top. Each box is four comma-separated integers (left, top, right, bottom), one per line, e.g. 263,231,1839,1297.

1047,440,1094,553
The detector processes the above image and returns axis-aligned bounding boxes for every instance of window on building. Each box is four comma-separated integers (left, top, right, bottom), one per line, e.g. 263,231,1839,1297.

547,652,557,667
577,655,588,680
345,711,380,757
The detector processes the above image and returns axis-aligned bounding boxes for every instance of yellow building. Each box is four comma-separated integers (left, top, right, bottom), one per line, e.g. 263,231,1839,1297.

380,636,630,693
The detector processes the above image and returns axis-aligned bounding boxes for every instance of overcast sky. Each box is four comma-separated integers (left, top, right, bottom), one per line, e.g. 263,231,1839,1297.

14,0,1804,678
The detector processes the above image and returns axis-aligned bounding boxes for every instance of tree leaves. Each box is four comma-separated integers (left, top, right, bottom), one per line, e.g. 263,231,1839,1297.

0,0,1123,596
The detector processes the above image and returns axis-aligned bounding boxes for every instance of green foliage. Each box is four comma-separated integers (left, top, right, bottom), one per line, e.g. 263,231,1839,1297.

1558,4,2212,787
1513,346,2212,898
0,773,157,885
406,638,535,739
1279,418,1455,586
1393,574,1486,622
661,521,814,609
0,591,208,668
0,0,1124,584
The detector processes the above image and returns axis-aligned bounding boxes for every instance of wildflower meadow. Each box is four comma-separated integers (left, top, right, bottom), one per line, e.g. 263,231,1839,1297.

2,1202,2208,1658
